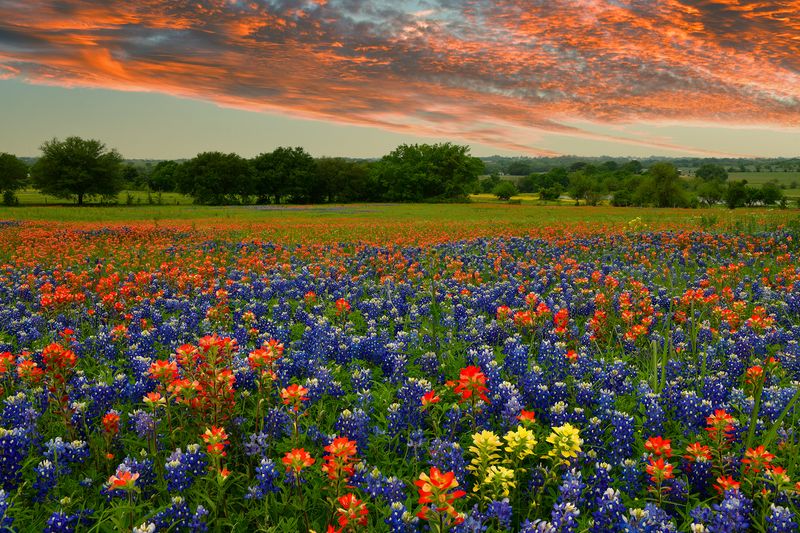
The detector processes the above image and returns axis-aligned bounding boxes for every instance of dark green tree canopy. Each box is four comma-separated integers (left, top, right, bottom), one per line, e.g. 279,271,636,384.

493,180,518,200
372,142,483,202
252,147,316,204
695,163,728,182
177,152,254,205
148,160,180,192
0,153,28,193
31,137,124,205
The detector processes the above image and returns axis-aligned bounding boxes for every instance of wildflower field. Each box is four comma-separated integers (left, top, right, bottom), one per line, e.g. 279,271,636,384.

1,204,800,532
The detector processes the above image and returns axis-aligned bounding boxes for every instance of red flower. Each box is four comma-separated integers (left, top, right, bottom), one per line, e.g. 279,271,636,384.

336,493,369,528
705,409,735,441
148,359,178,383
714,475,740,494
108,469,139,491
453,366,490,404
646,457,674,483
322,437,358,481
644,436,672,457
283,448,315,473
201,426,229,456
281,383,310,411
496,306,512,321
335,298,351,315
421,390,441,409
102,412,120,435
517,410,536,425
742,445,775,474
415,467,465,525
684,442,712,462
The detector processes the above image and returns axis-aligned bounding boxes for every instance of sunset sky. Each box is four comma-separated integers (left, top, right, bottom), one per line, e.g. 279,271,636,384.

1,0,799,159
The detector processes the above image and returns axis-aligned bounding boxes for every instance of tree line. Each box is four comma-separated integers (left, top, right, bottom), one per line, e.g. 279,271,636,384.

484,161,789,208
0,136,793,208
0,137,483,205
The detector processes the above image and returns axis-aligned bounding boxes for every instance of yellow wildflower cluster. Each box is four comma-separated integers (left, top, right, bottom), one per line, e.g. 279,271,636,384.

504,425,537,462
546,423,583,464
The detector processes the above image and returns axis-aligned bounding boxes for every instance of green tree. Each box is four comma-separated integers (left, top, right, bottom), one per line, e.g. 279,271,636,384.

568,171,595,205
493,180,518,200
314,158,372,202
148,161,180,192
760,181,784,205
31,137,123,205
696,179,725,206
177,152,254,205
695,163,728,182
725,180,748,209
0,153,28,204
372,143,483,202
252,147,316,204
647,162,686,207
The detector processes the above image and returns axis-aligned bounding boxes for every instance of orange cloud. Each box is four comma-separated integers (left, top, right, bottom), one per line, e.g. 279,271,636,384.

1,0,798,155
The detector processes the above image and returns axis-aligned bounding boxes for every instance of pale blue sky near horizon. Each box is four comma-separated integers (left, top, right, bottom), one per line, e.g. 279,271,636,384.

2,79,799,161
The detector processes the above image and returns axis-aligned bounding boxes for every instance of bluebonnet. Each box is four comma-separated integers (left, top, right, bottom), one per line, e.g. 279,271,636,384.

164,445,207,492
245,457,281,500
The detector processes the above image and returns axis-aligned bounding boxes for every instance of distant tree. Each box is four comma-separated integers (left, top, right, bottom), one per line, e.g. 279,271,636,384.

696,179,725,206
148,161,180,192
760,181,784,205
177,152,254,205
372,143,483,202
506,160,533,176
611,189,633,207
647,162,686,207
0,153,28,204
480,173,502,194
121,163,141,188
31,137,123,205
725,180,748,209
493,180,518,200
621,160,643,174
314,157,372,202
538,186,562,202
252,147,316,204
695,163,728,182
568,171,594,205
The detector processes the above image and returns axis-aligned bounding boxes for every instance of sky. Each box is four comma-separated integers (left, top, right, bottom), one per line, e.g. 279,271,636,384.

0,0,799,160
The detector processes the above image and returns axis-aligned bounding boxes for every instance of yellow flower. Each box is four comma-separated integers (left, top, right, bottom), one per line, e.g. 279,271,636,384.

467,430,502,479
480,465,516,499
546,423,583,463
504,426,537,462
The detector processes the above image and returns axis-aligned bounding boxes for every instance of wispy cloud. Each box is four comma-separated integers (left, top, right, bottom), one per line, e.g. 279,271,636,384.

1,0,798,155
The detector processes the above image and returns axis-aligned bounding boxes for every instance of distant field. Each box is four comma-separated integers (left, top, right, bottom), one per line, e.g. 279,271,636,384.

727,171,800,199
13,188,194,205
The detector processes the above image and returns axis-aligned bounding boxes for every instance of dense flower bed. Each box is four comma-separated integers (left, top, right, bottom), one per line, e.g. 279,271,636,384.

1,223,799,531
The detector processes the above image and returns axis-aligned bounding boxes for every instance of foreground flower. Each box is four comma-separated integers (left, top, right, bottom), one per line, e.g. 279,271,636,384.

283,448,315,474
322,437,358,482
421,390,441,409
415,467,465,529
714,475,741,494
281,384,310,412
504,425,537,461
546,423,583,463
742,445,775,474
644,436,672,457
335,493,368,529
453,366,490,404
108,469,140,491
705,409,735,441
201,426,229,457
646,457,674,484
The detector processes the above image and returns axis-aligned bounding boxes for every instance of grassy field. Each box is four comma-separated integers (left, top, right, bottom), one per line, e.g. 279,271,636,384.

13,188,194,206
0,202,798,245
728,171,800,199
